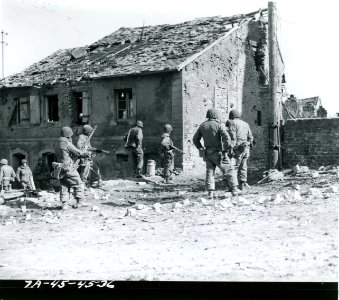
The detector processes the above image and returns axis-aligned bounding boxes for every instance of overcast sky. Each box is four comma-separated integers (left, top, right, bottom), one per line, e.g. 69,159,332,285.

1,0,339,115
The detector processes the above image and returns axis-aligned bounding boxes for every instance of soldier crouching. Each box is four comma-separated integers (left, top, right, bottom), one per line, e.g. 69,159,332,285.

55,126,84,209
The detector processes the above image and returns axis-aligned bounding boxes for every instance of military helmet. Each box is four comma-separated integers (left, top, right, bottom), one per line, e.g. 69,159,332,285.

229,109,241,119
61,126,73,138
163,124,173,133
135,120,143,128
0,158,8,165
83,124,94,134
21,159,28,164
206,108,219,119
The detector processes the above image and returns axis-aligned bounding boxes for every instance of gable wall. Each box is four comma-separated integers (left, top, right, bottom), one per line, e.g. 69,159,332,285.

181,20,275,172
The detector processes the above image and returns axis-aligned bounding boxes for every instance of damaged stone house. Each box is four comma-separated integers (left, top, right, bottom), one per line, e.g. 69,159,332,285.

0,7,286,178
283,95,327,119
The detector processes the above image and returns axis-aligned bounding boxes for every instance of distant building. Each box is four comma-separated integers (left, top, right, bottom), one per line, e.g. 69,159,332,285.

283,95,327,120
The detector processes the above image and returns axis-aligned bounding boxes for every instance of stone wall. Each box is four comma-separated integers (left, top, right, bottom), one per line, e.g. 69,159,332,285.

181,19,276,171
282,118,339,167
0,71,182,178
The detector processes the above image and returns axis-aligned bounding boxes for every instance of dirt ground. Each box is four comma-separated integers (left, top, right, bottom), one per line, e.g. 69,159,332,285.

0,168,338,282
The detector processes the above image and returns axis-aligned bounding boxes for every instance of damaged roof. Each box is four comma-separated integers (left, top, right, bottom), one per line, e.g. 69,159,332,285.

299,96,322,107
0,9,267,88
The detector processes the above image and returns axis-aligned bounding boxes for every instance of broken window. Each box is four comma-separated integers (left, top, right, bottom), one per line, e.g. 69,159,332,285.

46,95,59,122
257,111,262,126
12,98,29,124
72,91,90,125
115,89,134,120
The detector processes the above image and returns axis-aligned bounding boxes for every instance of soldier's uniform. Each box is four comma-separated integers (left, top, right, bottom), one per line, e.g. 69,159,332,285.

160,124,175,184
227,109,254,189
193,109,239,197
16,159,34,190
55,126,84,208
77,125,102,186
33,158,50,190
124,121,144,178
0,159,16,191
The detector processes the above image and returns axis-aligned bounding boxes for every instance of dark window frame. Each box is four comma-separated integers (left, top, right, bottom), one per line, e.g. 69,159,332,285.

115,89,133,121
46,95,60,123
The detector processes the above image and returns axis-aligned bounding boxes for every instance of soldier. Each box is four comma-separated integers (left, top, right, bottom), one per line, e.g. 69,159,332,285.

160,124,175,184
193,108,239,198
227,109,254,190
33,158,50,190
124,120,144,178
16,159,34,190
0,159,16,192
77,124,103,187
55,126,84,209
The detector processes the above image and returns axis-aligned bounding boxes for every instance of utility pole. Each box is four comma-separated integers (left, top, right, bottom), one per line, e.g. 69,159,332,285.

268,2,280,169
1,30,8,79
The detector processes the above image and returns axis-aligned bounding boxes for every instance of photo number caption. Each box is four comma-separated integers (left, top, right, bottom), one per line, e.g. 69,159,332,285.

24,280,115,289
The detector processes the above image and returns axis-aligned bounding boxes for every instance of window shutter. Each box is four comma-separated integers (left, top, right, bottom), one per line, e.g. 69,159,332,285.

30,95,40,124
82,92,89,117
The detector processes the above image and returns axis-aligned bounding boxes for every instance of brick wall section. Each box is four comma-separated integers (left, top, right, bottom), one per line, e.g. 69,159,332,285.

283,118,339,167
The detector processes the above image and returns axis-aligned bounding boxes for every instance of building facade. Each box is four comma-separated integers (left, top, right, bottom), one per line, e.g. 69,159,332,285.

0,9,285,178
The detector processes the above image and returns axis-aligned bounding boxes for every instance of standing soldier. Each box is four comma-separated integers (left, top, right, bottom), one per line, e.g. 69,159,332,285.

77,124,103,187
33,158,50,190
0,159,16,192
54,126,84,209
227,109,254,190
16,159,34,190
124,120,144,178
160,124,175,184
193,108,239,198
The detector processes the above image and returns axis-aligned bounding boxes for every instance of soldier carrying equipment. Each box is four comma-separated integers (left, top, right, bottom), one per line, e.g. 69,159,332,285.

16,159,35,190
76,125,110,187
124,120,144,178
0,159,16,192
54,126,85,209
193,108,240,198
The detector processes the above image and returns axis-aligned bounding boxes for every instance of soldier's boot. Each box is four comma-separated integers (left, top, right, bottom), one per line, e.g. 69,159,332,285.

231,187,241,196
135,169,143,179
164,177,174,184
208,190,215,199
239,181,251,190
62,202,70,210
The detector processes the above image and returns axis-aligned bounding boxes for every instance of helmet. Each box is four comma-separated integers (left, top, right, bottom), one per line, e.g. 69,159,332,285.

163,124,173,133
206,108,219,119
21,159,28,164
61,126,73,138
135,120,143,128
0,159,8,165
83,125,94,135
229,109,241,119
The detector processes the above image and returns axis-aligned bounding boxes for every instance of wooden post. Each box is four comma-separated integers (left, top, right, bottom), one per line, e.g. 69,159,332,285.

268,1,280,169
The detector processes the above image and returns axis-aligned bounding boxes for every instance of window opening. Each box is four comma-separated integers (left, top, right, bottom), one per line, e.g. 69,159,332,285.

257,111,262,126
46,95,59,122
115,89,133,120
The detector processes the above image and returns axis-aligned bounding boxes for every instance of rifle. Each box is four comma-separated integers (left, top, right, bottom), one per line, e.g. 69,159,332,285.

171,145,184,154
86,125,97,149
